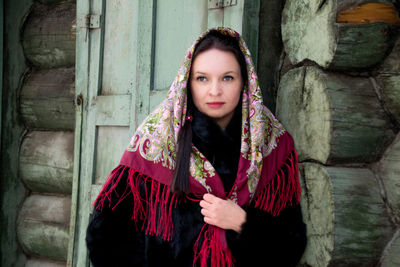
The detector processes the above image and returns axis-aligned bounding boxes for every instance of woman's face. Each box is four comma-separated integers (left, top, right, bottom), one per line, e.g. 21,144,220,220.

190,48,243,130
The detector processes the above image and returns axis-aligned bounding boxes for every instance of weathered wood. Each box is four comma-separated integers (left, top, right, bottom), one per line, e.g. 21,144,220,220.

20,68,75,130
18,194,71,225
299,163,393,266
337,2,400,24
380,229,400,267
22,2,76,68
376,133,400,220
276,66,395,164
281,0,399,69
17,194,70,261
376,37,400,124
257,0,285,112
1,1,32,266
36,0,73,4
26,258,66,267
19,131,74,194
17,220,69,261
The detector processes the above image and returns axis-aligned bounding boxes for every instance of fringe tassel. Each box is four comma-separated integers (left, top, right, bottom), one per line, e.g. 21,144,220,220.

193,225,234,267
93,164,178,241
253,149,301,216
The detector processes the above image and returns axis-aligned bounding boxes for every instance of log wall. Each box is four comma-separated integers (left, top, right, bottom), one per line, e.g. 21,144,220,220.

16,0,76,266
278,0,400,266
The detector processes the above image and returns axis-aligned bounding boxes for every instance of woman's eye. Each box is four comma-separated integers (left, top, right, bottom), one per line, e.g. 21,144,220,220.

196,76,207,82
223,76,233,81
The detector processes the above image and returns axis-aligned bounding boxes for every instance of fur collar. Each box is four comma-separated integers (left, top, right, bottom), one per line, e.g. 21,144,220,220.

191,104,242,192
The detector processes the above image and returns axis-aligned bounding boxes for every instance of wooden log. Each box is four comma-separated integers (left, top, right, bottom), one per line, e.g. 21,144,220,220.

376,37,400,124
17,194,70,261
299,163,393,266
18,194,71,225
19,131,74,194
276,66,395,164
380,229,400,267
20,68,75,130
281,0,399,69
375,133,400,220
26,258,66,267
22,2,76,68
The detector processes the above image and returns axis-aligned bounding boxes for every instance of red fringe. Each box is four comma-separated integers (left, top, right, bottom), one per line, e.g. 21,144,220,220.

253,149,301,216
193,225,234,267
94,164,178,241
94,149,300,267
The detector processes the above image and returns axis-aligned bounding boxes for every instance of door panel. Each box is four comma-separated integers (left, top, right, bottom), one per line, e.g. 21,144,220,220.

153,0,208,91
101,0,137,95
94,126,130,184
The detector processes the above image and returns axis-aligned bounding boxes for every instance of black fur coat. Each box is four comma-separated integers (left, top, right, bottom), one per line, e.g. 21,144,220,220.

86,109,307,266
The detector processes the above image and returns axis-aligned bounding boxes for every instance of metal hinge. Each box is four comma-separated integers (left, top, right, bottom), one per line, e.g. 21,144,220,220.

85,14,101,29
208,0,237,9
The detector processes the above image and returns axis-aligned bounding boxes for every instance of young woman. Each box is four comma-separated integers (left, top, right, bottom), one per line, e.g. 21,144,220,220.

86,27,307,267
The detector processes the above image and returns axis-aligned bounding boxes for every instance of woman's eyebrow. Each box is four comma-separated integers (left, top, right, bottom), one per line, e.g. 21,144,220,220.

194,70,237,74
224,71,237,74
194,71,207,75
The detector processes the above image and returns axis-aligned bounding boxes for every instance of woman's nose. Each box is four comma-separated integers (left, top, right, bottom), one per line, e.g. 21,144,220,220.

209,81,222,96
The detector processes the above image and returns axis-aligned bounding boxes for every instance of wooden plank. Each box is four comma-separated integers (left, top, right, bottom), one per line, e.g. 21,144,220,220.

149,0,208,111
223,0,244,32
94,126,130,184
153,0,207,92
68,0,91,265
94,95,131,126
134,0,155,129
149,89,168,112
73,0,105,264
66,0,88,264
208,8,224,28
90,184,102,206
101,0,137,95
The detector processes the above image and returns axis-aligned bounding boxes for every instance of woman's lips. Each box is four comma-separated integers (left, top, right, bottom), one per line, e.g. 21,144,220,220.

206,102,224,108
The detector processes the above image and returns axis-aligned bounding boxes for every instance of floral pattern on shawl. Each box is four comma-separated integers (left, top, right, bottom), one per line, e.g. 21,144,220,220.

126,27,285,195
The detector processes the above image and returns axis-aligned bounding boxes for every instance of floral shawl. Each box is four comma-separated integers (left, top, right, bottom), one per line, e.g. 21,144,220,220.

95,27,300,267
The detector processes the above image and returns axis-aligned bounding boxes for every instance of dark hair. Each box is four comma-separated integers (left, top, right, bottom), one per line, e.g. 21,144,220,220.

171,30,248,194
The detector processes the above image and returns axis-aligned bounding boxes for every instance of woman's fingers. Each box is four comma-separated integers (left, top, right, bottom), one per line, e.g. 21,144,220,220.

202,193,217,203
199,193,246,232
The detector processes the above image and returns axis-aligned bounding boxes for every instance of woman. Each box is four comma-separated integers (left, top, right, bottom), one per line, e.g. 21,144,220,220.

86,27,307,267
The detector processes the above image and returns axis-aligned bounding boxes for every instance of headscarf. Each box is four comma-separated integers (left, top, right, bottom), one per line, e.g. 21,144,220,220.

95,27,300,267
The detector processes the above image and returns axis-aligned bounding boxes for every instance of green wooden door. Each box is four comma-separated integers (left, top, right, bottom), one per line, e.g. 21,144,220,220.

68,1,259,266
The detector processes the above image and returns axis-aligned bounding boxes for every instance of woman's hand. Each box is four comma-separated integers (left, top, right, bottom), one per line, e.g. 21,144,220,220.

199,193,246,233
